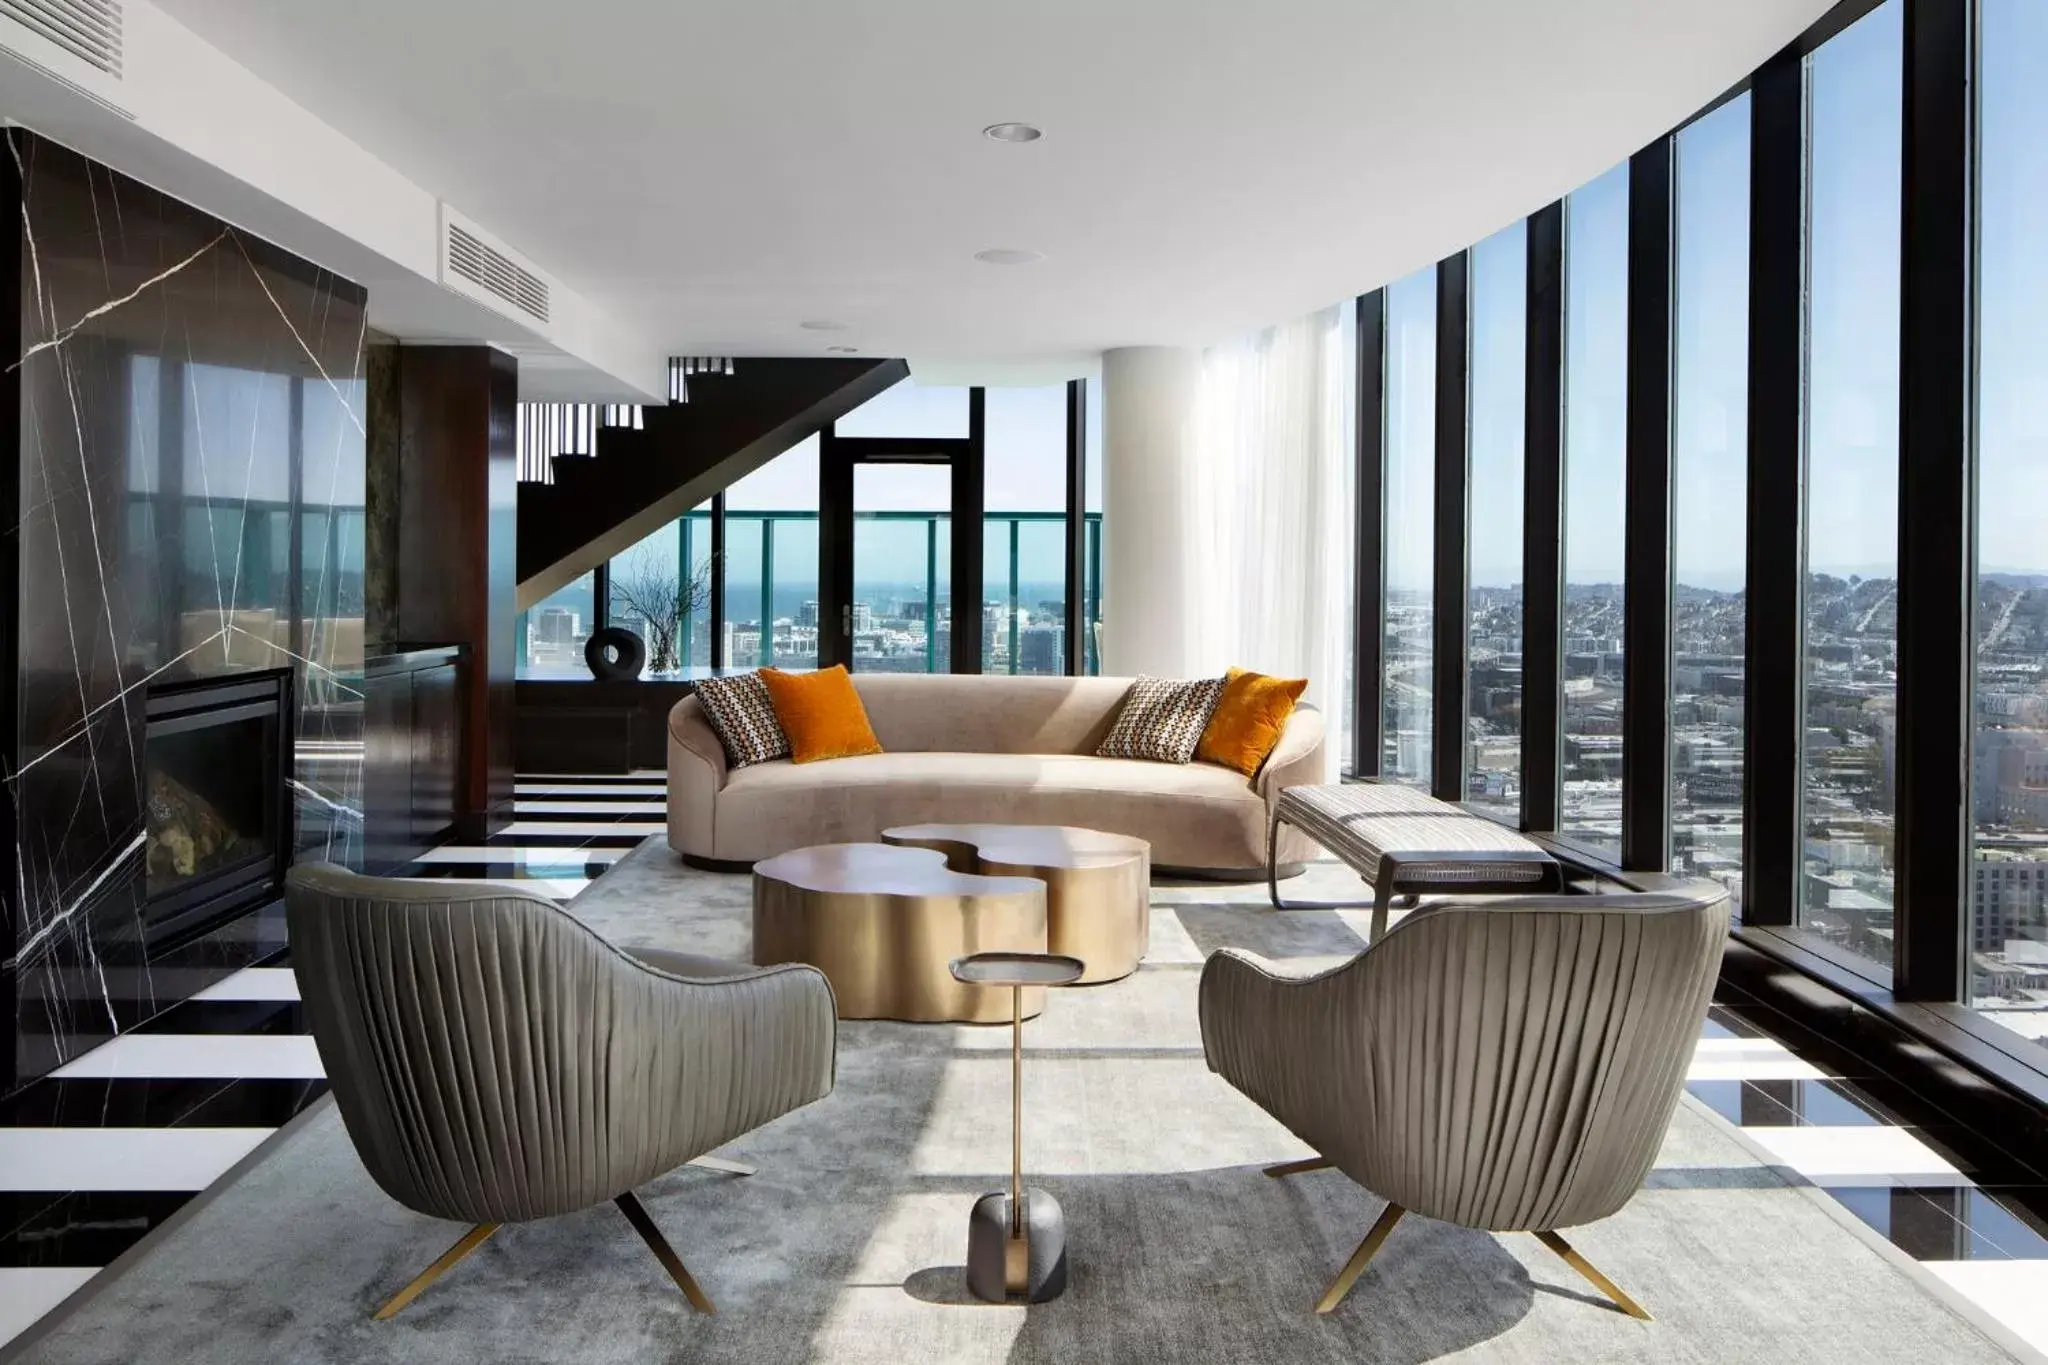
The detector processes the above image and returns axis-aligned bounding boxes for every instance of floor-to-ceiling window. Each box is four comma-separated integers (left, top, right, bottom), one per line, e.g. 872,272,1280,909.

1971,0,2048,1043
1467,223,1525,820
726,437,820,669
1335,302,1359,771
1799,0,1902,973
1561,164,1630,858
1672,94,1752,906
516,574,596,679
983,386,1069,675
1337,0,2048,1098
1381,267,1436,785
835,381,970,674
1085,372,1104,674
677,502,713,668
606,520,689,675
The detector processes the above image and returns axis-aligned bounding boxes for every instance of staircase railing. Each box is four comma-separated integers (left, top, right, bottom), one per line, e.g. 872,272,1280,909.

517,357,741,483
515,402,643,484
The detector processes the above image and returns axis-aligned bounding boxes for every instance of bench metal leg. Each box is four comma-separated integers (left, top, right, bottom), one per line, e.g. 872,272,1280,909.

1267,811,1375,914
1266,813,1283,908
1367,863,1426,942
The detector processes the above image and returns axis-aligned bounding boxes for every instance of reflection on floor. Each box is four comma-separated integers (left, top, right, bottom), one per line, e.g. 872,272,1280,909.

1,771,2044,1354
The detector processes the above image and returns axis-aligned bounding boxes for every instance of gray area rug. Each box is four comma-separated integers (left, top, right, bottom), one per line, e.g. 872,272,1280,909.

20,842,2019,1364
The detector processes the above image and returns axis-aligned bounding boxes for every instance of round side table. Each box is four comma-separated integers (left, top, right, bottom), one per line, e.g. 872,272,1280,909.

948,950,1086,1304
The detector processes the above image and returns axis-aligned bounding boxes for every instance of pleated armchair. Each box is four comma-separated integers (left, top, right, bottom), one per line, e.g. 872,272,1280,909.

1199,887,1729,1317
285,864,838,1318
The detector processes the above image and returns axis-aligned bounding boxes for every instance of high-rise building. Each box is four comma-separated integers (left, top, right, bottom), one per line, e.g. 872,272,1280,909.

532,606,579,650
1018,625,1061,674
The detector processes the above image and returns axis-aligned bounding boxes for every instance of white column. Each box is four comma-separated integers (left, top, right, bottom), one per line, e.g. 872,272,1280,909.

1099,346,1201,678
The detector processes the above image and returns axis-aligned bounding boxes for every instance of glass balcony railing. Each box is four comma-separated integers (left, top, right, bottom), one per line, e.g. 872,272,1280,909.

519,510,1103,679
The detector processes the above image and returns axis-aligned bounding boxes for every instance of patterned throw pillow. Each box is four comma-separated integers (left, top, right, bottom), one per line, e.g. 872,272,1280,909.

692,672,791,768
1096,676,1227,764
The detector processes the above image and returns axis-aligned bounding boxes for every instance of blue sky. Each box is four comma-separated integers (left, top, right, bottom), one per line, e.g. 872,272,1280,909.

1804,0,1901,586
1979,0,2048,576
722,381,1086,514
714,379,1091,589
1455,0,2048,592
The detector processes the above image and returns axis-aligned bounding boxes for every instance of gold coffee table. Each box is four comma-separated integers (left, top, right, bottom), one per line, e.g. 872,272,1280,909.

751,843,1048,1023
883,825,1151,984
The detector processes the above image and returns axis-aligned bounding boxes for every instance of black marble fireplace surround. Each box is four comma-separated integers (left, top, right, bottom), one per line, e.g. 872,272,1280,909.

0,131,368,1089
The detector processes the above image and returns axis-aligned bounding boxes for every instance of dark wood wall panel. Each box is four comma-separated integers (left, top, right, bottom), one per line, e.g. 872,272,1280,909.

485,352,518,819
361,648,463,873
395,346,517,835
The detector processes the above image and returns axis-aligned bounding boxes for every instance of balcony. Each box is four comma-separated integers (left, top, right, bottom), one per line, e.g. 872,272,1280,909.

516,509,1104,680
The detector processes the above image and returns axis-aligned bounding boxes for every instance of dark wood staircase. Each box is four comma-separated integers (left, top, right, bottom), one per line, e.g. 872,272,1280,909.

516,357,906,609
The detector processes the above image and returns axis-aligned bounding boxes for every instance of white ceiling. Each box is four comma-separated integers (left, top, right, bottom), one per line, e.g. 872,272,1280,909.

152,0,1831,373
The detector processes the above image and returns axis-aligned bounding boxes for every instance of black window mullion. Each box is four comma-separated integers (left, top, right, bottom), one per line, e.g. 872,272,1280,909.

1744,48,1805,929
1353,290,1387,780
1622,140,1677,872
951,387,987,674
708,491,727,670
1521,203,1566,833
1063,379,1087,676
1892,0,1973,1001
1432,253,1472,803
816,432,848,668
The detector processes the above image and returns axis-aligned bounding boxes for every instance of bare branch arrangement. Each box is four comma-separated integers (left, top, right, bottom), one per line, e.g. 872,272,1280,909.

608,547,716,675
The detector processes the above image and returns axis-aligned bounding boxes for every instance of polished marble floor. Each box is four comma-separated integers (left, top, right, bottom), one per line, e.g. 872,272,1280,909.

2,772,2046,1356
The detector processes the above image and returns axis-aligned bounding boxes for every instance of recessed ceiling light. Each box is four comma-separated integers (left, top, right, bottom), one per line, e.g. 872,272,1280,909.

983,122,1043,143
826,345,859,353
799,320,847,331
974,248,1045,266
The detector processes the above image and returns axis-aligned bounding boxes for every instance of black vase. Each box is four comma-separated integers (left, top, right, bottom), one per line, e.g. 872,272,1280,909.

585,627,646,681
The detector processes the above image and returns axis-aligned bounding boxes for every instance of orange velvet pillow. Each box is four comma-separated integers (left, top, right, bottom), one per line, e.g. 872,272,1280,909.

759,665,884,763
1196,667,1308,776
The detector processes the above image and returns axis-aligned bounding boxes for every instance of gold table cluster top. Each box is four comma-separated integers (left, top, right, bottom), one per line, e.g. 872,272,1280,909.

750,825,1151,1022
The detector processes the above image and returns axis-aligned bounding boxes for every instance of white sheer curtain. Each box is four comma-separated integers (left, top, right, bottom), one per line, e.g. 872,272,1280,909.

1179,306,1354,778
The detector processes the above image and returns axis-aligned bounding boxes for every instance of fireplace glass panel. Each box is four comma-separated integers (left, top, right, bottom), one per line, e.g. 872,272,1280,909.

144,704,281,907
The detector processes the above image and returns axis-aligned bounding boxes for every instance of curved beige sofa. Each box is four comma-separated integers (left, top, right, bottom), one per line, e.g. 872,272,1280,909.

667,674,1324,877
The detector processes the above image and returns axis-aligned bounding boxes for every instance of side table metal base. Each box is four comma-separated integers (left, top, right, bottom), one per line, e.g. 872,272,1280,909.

966,1188,1067,1303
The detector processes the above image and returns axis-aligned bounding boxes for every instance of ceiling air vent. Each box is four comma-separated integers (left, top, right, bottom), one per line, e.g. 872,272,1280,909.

0,0,130,117
0,0,120,76
438,206,551,326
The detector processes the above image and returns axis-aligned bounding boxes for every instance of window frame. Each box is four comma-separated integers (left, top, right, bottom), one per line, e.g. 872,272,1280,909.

1341,0,2048,1096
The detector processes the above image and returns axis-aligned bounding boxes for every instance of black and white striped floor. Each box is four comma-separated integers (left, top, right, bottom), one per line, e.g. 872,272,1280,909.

3,773,2045,1353
0,773,661,1349
391,774,668,902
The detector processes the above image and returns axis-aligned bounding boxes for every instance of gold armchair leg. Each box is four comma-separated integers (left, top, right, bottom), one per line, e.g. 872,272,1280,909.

373,1222,499,1320
1315,1202,1405,1314
1263,1156,1334,1178
616,1191,716,1315
1533,1229,1652,1321
687,1155,755,1177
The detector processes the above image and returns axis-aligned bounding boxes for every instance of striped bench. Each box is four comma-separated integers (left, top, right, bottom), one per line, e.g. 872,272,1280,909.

1268,783,1563,940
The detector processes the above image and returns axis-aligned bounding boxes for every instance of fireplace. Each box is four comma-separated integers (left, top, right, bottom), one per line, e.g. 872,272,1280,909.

142,669,294,948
